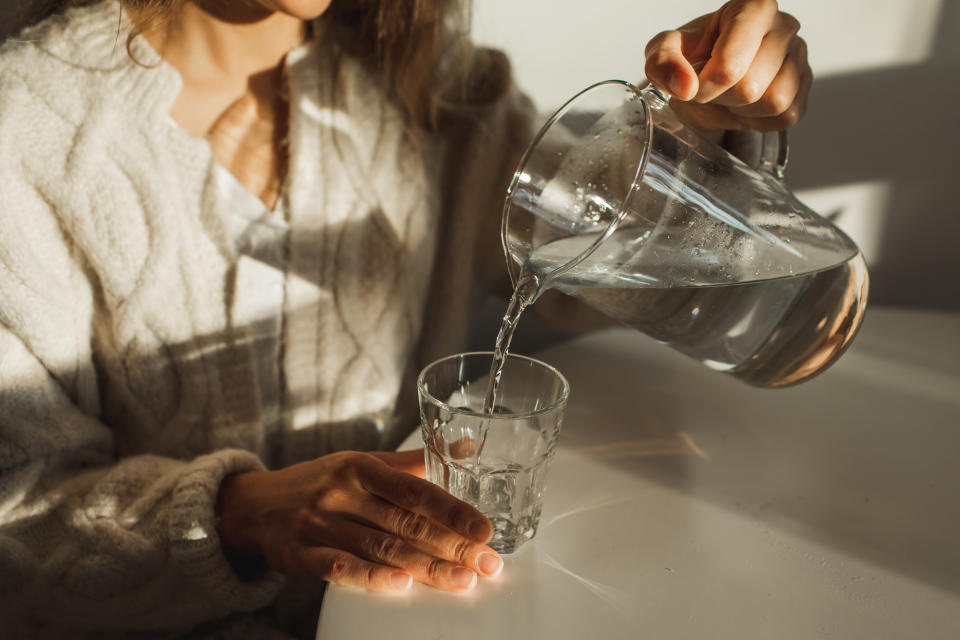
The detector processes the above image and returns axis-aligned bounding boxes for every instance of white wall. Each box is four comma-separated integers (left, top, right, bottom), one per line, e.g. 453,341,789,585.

472,0,960,310
3,1,958,309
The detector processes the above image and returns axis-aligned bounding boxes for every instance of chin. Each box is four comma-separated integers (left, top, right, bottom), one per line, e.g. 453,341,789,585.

269,0,334,20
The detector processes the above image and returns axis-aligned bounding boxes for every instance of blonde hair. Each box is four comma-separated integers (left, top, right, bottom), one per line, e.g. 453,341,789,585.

43,0,503,131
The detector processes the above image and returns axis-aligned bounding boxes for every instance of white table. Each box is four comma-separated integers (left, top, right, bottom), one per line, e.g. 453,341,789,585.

317,306,960,639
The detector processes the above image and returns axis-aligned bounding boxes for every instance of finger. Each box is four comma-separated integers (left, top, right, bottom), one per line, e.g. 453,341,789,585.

358,455,493,543
368,449,426,477
734,63,811,131
447,436,477,460
730,37,808,118
352,492,503,577
300,545,413,593
644,28,702,101
327,519,484,591
711,13,800,108
696,0,780,103
669,99,744,132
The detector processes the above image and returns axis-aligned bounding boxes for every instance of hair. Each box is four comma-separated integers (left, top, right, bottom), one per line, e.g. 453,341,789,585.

35,0,503,131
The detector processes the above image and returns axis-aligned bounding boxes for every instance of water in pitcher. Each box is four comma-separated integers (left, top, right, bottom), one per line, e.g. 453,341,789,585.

478,204,866,465
521,226,868,387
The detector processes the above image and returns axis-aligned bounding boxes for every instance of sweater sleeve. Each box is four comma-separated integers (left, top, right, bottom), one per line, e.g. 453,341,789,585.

0,324,285,633
0,91,285,633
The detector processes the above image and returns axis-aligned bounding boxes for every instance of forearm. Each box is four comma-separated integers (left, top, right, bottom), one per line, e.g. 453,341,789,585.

1,450,283,632
0,329,283,633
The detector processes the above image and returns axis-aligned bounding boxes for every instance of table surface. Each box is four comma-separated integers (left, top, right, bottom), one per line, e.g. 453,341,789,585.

316,306,960,639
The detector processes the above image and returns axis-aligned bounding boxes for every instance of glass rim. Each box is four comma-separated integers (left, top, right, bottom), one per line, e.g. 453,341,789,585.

417,351,570,420
500,79,654,289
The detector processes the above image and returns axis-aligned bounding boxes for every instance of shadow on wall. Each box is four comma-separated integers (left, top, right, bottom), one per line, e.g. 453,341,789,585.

3,1,959,310
762,1,960,310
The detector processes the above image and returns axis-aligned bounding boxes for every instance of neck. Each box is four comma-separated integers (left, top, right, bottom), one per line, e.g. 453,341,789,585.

144,1,307,87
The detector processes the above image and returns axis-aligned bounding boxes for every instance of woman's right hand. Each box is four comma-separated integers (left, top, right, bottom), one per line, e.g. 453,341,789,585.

215,450,503,592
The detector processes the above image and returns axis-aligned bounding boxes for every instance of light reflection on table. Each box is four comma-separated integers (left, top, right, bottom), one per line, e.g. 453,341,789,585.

317,307,960,639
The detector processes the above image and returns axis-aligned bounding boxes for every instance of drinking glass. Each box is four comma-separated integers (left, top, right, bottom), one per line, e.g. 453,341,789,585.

418,352,569,554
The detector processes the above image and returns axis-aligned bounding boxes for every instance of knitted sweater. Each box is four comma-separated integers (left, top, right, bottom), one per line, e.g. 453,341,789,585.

0,1,531,636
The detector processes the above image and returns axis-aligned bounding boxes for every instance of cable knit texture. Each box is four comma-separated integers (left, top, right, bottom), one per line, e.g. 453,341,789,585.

0,1,533,637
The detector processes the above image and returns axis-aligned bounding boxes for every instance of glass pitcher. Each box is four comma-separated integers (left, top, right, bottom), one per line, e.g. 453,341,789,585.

501,81,869,388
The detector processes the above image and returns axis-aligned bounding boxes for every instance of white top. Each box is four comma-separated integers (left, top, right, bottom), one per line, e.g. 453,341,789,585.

211,163,289,448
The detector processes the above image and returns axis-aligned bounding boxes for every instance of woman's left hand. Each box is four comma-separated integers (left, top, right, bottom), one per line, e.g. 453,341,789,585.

644,0,811,132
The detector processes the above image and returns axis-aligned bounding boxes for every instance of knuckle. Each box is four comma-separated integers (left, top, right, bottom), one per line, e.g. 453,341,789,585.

340,450,373,472
445,508,467,533
711,59,747,86
327,452,359,482
325,554,350,582
648,51,672,69
426,557,445,582
765,90,793,115
449,538,472,564
365,565,380,590
733,79,765,105
397,481,426,509
370,535,404,563
396,511,430,540
316,486,347,510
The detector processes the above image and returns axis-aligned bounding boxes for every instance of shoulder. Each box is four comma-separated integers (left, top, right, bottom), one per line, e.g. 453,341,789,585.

0,1,172,142
1,3,112,121
1,2,182,199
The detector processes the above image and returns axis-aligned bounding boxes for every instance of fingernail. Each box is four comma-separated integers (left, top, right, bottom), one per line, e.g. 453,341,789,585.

477,552,503,577
390,571,412,591
468,520,490,542
451,567,477,589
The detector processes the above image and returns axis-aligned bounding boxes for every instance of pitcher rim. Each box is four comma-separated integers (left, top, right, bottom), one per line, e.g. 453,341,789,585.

500,79,654,290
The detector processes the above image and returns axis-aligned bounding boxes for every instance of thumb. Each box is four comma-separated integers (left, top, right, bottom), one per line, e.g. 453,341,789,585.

369,449,427,478
644,13,718,101
645,30,699,100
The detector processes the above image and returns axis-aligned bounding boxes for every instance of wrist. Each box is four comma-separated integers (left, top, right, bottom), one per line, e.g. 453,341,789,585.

216,471,266,557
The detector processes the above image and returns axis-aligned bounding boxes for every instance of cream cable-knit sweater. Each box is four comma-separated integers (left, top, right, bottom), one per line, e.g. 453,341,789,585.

0,1,531,636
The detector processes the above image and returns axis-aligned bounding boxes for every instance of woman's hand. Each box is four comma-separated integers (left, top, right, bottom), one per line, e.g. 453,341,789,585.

216,450,503,592
644,0,811,132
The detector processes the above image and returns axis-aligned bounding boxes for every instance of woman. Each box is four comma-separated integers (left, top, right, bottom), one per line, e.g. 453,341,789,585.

0,0,809,636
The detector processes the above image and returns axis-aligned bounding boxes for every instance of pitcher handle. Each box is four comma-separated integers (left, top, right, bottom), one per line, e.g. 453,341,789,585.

759,129,789,180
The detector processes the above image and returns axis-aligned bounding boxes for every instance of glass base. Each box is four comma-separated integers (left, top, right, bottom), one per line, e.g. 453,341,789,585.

488,515,538,555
